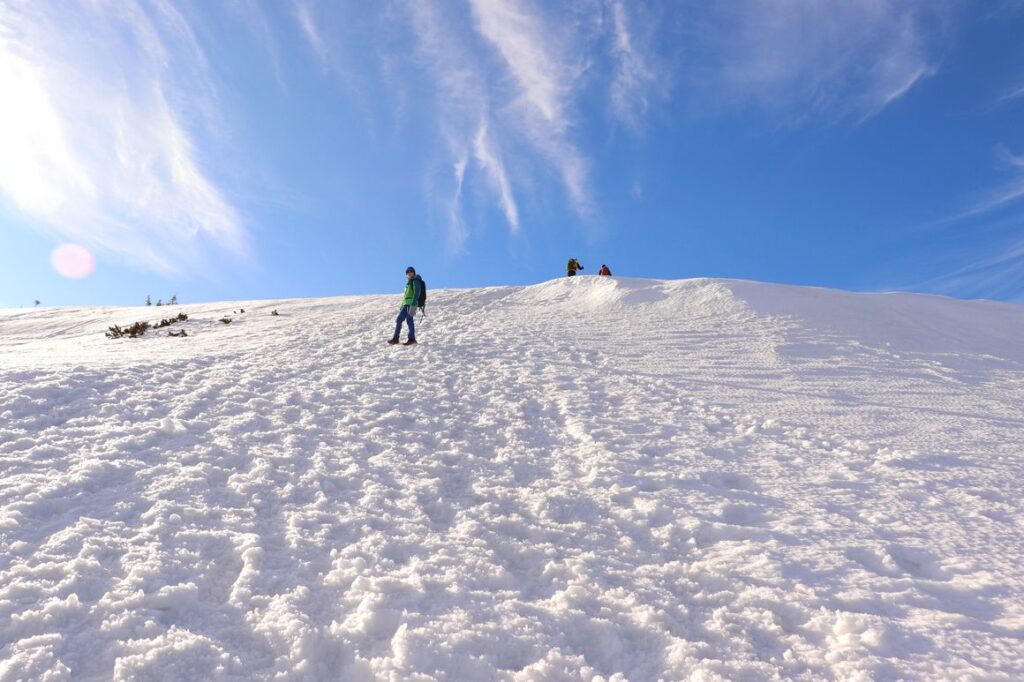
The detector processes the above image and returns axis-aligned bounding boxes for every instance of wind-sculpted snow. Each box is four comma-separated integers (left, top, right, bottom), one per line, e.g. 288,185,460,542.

1,277,1023,680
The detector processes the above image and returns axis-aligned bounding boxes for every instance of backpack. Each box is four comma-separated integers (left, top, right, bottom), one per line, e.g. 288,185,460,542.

413,275,427,310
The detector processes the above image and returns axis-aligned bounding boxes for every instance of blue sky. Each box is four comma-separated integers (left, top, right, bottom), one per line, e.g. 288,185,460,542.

1,0,1023,307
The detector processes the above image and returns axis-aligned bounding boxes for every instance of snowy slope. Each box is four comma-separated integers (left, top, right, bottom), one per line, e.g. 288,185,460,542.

1,277,1023,680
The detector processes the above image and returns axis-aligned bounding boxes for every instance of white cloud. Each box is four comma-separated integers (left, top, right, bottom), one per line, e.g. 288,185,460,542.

996,82,1024,104
473,122,519,232
1003,150,1024,168
404,0,520,247
293,1,329,68
469,0,571,131
1,1,964,279
609,1,659,130
447,153,470,251
917,238,1024,301
940,149,1024,221
468,0,594,218
962,182,1024,218
0,0,247,276
923,148,1024,299
631,179,644,200
285,0,658,243
0,49,94,218
227,0,288,89
695,0,946,123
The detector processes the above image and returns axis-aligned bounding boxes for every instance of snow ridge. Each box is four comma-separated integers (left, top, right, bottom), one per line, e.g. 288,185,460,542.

1,277,1023,680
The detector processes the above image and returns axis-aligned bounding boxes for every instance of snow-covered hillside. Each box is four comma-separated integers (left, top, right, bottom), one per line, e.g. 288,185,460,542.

2,277,1023,680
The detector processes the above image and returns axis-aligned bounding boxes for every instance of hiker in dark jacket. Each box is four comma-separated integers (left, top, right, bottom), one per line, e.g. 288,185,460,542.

567,258,584,277
388,266,422,345
598,264,612,276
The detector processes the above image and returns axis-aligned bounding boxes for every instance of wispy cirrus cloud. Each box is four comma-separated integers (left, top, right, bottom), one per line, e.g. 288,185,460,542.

355,1,636,242
918,148,1024,300
911,228,1024,301
402,0,510,249
447,153,471,251
469,0,574,131
956,181,1024,220
935,148,1024,222
226,0,288,90
690,0,947,124
996,82,1024,105
283,0,530,249
468,0,594,218
293,1,329,68
399,0,600,246
473,122,519,233
0,0,246,276
608,1,661,131
282,1,953,250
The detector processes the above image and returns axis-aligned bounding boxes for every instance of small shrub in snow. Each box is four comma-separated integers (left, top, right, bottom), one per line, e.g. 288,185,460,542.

153,312,188,329
107,312,187,339
106,321,150,339
271,309,279,316
219,317,232,325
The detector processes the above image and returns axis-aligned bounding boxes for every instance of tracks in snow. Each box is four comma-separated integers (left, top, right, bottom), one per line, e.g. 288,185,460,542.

1,281,1022,679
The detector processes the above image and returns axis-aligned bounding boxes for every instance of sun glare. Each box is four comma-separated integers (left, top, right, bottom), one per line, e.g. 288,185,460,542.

50,243,96,279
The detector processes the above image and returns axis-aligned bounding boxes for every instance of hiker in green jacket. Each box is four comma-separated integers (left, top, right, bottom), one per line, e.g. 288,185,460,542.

567,258,584,277
388,266,422,345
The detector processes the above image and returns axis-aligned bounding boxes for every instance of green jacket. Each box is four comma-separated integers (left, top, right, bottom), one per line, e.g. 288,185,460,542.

403,277,423,307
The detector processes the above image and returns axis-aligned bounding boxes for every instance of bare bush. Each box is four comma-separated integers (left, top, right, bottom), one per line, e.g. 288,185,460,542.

106,321,151,339
154,312,188,329
106,312,187,339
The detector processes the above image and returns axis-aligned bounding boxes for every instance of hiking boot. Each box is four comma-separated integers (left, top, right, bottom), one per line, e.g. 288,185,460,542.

387,337,400,345
403,339,418,345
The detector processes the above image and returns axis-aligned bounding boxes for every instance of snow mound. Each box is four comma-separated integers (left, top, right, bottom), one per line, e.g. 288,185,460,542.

726,280,1024,365
508,276,746,315
1,277,1023,680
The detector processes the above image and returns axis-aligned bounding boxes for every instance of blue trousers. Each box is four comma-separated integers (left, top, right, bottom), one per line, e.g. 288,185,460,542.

394,306,415,340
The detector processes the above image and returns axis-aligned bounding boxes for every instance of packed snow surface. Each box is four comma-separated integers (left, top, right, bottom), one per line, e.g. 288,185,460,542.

1,277,1023,680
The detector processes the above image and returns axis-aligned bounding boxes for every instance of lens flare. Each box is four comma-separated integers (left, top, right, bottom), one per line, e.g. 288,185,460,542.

50,243,96,279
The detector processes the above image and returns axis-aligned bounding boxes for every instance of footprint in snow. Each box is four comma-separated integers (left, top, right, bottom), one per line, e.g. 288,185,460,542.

719,503,768,527
886,545,952,581
700,470,758,492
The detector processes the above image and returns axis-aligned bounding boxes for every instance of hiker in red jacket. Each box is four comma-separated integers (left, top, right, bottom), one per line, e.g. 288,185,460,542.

598,264,612,276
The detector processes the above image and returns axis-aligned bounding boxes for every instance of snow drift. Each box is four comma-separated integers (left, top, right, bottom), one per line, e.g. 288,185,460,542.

1,277,1023,680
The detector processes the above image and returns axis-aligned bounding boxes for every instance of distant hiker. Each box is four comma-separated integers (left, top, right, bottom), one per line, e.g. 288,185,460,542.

598,264,612,276
567,258,584,277
388,266,423,346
